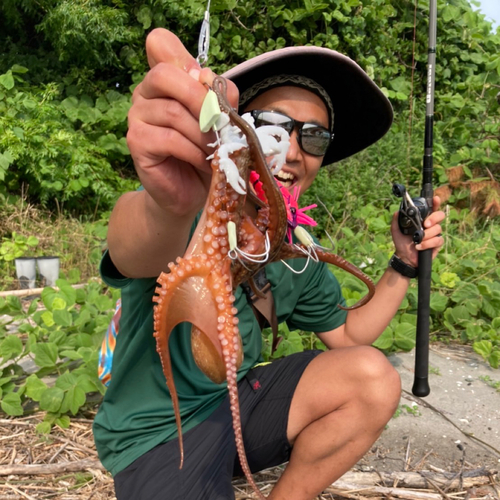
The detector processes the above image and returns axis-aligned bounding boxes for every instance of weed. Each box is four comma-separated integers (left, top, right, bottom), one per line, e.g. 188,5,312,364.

393,403,421,418
479,375,500,391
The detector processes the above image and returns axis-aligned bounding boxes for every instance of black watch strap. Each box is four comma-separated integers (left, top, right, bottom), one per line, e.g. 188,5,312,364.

389,254,418,279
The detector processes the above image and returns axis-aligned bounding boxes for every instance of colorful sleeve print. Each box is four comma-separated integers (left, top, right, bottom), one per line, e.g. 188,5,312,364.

98,299,121,387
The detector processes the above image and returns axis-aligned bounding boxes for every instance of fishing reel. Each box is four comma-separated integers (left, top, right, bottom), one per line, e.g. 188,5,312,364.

392,183,432,245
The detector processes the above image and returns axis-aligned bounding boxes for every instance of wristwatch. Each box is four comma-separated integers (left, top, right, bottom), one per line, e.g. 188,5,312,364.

388,254,418,279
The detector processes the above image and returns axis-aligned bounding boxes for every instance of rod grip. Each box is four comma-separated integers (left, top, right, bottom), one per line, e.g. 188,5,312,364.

412,248,432,397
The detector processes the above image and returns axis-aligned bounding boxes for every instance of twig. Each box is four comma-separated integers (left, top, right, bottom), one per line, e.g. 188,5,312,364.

3,484,37,500
405,437,412,471
0,459,106,476
0,283,89,298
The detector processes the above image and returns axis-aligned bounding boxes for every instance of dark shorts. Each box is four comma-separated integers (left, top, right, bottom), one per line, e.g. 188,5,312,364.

113,350,322,500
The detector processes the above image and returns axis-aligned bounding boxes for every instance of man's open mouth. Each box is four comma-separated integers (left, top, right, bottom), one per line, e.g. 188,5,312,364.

275,170,296,188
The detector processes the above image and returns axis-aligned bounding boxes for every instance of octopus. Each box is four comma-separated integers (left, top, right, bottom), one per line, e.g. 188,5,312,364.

152,76,376,499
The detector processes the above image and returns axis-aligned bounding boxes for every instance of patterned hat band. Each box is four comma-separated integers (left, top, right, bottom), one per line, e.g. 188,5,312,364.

239,74,335,131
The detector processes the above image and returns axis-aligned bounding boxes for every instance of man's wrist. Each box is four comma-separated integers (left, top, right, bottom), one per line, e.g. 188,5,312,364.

388,254,418,279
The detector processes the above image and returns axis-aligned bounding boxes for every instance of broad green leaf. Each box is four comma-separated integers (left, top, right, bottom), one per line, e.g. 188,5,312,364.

36,421,52,434
450,305,471,323
0,152,14,171
53,309,73,327
56,415,71,429
481,299,498,319
273,330,303,358
94,294,113,312
75,333,93,348
0,336,23,360
74,309,92,327
76,375,99,393
41,287,58,310
341,227,354,238
464,299,481,316
451,283,479,303
51,297,67,311
430,293,448,312
49,330,67,346
394,323,415,351
25,374,48,401
27,299,39,316
11,64,28,73
59,350,83,361
400,314,417,326
465,324,482,341
373,328,394,350
77,347,95,364
58,285,77,307
41,311,55,327
60,386,86,415
473,340,492,359
55,372,78,391
0,71,14,90
488,351,500,369
31,342,58,368
1,392,23,416
39,387,64,412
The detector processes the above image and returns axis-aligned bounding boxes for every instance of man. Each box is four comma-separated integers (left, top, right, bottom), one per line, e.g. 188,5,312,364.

94,29,445,500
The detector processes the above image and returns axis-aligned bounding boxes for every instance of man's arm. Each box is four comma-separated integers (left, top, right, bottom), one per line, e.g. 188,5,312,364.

318,197,445,349
107,29,239,278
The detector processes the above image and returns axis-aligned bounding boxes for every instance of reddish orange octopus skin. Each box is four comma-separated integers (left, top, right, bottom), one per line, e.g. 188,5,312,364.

152,76,375,499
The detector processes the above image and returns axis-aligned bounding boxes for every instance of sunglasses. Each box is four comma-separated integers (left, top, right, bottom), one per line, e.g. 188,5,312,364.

250,110,334,157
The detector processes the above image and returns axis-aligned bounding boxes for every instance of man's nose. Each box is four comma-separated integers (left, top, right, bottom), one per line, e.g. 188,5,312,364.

286,129,301,162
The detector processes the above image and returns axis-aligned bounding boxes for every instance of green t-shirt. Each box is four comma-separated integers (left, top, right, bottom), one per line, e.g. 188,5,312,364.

93,241,347,476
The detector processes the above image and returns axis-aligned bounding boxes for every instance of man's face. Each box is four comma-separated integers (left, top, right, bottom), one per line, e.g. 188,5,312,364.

244,86,329,196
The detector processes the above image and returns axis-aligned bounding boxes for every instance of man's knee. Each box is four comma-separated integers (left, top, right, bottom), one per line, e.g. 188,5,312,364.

355,346,401,417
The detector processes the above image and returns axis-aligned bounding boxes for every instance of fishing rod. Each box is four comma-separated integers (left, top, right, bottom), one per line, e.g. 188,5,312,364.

393,0,437,397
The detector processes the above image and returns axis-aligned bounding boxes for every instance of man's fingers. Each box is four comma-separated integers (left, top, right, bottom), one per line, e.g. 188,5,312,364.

127,122,211,173
128,95,215,155
424,209,445,228
432,195,442,212
146,28,199,74
137,63,209,118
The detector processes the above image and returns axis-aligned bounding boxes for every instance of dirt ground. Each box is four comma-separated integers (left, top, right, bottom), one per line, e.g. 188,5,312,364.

0,343,498,499
368,343,500,473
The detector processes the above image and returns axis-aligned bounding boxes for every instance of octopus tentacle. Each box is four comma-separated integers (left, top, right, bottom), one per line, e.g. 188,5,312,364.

278,242,376,310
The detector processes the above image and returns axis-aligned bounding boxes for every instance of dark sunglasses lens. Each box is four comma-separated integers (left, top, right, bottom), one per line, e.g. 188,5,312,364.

301,125,331,156
253,111,294,133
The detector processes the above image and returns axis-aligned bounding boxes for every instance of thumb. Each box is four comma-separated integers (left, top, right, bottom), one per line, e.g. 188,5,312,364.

146,28,200,74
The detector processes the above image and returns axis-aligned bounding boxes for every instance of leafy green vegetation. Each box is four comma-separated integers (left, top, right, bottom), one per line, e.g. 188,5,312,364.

0,277,119,428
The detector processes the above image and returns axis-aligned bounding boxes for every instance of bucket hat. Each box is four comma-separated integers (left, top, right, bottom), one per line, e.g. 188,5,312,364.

223,46,393,165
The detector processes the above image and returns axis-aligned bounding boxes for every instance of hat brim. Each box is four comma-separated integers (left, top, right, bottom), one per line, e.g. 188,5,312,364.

223,46,393,165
